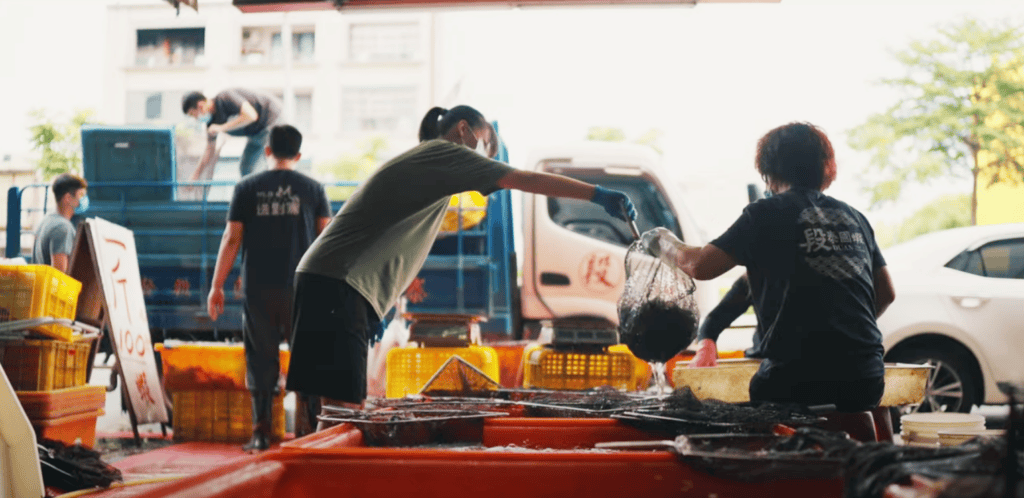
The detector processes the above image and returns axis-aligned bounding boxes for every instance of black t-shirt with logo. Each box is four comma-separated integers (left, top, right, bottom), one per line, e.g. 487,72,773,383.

228,169,332,294
210,88,282,138
710,188,886,380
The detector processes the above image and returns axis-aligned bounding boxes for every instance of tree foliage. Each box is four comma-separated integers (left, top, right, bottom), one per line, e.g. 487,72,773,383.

315,137,388,200
28,109,97,180
586,126,663,154
847,18,1024,225
586,127,627,143
876,194,971,248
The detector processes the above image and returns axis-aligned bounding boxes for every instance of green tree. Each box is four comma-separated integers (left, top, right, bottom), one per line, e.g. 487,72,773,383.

28,109,97,179
876,194,971,248
586,127,627,142
315,137,388,200
586,126,663,154
848,18,1024,225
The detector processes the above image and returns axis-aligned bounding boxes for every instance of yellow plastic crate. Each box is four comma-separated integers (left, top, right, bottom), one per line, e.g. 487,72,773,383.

385,345,500,398
608,344,653,390
171,390,285,444
522,344,646,391
0,338,93,391
0,265,82,341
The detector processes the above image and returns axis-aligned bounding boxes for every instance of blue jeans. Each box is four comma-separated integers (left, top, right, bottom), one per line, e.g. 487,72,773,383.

239,126,271,177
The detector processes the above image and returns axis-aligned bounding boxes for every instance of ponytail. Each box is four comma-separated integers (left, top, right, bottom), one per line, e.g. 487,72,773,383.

418,107,448,142
417,105,486,142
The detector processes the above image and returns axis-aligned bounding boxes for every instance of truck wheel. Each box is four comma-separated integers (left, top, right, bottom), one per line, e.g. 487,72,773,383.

889,344,980,415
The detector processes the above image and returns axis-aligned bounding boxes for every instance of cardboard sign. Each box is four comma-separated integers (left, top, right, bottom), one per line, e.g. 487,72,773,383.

70,218,168,424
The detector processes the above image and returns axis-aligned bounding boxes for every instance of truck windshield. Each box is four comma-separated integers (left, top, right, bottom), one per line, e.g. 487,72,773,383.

546,172,682,248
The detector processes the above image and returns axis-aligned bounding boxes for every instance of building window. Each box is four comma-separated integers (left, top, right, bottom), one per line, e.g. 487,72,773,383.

271,91,314,135
295,93,313,133
241,26,283,64
242,26,315,64
127,91,190,124
136,28,205,67
341,87,417,133
293,28,315,63
349,23,419,62
144,94,163,120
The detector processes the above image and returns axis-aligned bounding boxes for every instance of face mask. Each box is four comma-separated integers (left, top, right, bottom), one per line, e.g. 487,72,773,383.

763,189,773,199
74,194,89,215
475,137,491,158
198,113,212,125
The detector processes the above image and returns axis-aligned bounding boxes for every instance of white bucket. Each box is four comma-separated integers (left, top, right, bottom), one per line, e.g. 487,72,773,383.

937,429,1005,447
900,412,985,447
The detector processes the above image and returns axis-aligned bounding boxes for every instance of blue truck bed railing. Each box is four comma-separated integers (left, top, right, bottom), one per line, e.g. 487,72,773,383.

6,179,515,340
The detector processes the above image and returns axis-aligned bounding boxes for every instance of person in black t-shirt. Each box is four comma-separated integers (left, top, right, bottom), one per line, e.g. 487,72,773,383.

689,274,764,367
182,89,284,180
207,125,332,451
643,122,896,414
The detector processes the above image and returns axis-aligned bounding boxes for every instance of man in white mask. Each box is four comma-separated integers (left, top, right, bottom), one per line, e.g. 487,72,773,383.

33,173,88,274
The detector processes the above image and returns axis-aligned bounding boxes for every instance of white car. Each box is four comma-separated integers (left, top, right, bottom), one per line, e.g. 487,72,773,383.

879,222,1024,413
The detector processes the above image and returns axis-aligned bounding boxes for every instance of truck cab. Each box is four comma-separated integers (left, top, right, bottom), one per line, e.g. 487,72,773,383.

519,142,714,335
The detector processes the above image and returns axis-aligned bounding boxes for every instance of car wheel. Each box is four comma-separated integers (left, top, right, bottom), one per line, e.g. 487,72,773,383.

889,345,980,415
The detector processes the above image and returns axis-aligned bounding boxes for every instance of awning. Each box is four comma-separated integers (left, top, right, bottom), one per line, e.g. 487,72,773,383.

166,0,199,12
232,0,778,13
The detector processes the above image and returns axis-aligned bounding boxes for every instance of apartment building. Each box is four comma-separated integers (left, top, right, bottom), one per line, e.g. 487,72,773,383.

103,0,438,185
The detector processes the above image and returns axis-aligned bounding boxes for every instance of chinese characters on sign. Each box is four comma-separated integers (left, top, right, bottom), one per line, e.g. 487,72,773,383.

86,218,168,424
579,251,621,293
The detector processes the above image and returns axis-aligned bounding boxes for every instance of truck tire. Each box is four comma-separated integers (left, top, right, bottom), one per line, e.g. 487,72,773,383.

888,344,980,415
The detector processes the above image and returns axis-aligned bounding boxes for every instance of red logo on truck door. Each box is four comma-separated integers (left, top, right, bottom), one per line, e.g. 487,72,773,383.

578,251,621,293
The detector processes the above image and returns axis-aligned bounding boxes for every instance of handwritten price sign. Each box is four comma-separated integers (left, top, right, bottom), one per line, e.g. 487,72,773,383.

86,218,168,424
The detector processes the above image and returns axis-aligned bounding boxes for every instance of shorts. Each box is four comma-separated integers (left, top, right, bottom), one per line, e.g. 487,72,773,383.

748,360,885,413
243,287,293,394
285,272,381,403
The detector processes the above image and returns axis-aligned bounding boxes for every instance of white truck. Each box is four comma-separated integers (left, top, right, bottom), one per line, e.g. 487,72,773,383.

516,141,717,339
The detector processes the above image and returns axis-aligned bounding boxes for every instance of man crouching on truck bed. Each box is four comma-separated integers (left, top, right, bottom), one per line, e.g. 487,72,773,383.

183,88,283,180
207,125,333,450
287,105,638,430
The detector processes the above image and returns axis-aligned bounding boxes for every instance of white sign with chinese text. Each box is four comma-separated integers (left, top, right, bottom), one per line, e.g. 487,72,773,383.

83,218,168,423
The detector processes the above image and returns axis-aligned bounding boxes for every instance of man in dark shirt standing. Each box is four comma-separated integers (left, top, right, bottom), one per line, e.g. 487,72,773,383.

207,125,332,451
183,88,283,180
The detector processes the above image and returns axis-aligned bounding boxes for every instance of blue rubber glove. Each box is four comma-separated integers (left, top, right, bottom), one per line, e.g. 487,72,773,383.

591,186,637,222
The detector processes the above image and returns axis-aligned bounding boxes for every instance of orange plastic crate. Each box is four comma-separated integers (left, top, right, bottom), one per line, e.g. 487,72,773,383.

522,344,645,391
17,385,106,420
490,341,531,388
0,265,82,341
31,409,104,449
156,343,291,391
171,390,285,444
0,338,93,391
